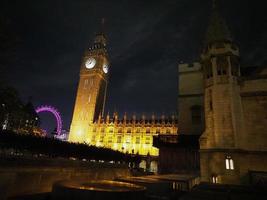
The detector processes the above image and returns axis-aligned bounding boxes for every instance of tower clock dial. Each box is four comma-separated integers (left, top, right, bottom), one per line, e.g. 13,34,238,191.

102,63,109,74
85,57,96,69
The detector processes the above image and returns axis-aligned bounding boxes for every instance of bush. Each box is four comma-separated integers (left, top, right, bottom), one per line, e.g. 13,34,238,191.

0,130,140,162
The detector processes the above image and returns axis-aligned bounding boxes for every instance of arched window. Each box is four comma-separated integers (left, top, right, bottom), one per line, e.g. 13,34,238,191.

225,156,234,170
139,160,146,170
211,175,218,183
117,136,121,143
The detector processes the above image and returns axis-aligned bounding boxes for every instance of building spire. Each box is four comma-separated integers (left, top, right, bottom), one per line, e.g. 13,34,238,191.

101,18,105,33
94,18,107,46
205,0,232,45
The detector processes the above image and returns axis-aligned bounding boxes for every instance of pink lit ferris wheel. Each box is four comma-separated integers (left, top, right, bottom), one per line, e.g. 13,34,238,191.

35,105,62,135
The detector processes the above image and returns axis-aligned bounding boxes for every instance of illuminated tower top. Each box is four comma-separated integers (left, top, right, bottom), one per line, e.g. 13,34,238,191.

93,18,107,47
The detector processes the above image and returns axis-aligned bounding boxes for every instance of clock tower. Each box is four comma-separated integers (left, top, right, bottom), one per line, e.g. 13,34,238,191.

69,32,109,143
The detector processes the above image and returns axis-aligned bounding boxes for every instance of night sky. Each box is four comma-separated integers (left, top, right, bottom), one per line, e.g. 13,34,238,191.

2,0,267,133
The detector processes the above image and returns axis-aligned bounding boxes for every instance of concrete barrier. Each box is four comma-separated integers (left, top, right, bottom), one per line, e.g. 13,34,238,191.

0,157,130,199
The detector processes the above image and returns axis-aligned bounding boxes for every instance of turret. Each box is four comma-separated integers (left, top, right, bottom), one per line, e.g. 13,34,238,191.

199,1,246,184
106,112,110,123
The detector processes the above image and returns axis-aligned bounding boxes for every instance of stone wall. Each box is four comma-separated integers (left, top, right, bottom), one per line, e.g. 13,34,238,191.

240,78,267,151
0,156,130,199
178,62,204,135
241,95,267,151
200,150,267,185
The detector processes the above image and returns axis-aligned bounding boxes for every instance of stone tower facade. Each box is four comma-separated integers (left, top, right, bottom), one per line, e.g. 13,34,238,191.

199,2,267,185
69,33,109,143
199,3,245,183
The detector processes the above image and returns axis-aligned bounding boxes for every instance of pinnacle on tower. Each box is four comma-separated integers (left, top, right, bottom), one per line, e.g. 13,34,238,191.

94,18,107,46
205,0,232,45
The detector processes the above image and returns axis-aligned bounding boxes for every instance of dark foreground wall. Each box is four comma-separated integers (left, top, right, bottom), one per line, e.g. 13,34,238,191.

0,156,130,199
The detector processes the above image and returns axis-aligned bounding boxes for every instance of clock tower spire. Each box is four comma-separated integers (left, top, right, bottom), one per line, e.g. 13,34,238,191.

69,25,110,143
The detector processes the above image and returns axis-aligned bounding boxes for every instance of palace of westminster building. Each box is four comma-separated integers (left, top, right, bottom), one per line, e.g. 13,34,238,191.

69,1,267,184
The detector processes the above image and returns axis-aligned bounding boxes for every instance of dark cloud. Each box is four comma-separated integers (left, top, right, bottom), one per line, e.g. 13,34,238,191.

2,0,267,132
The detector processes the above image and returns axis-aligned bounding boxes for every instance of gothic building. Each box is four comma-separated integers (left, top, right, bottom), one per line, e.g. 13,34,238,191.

178,2,267,184
68,31,178,156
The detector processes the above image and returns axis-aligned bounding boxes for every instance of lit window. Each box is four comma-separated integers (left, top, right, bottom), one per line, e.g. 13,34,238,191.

126,137,131,144
127,128,131,133
230,159,234,170
145,136,150,144
172,182,175,190
136,137,140,144
136,128,140,133
225,159,230,169
225,156,234,170
109,128,113,133
212,176,218,183
156,128,160,134
172,182,182,191
146,128,150,133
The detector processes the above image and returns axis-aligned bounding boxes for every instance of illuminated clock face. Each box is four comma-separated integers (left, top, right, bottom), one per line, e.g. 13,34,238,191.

85,58,96,69
102,63,109,74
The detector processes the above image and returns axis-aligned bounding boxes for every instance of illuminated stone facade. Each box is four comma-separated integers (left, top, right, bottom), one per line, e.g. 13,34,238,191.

198,3,267,185
69,32,178,156
87,113,177,156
